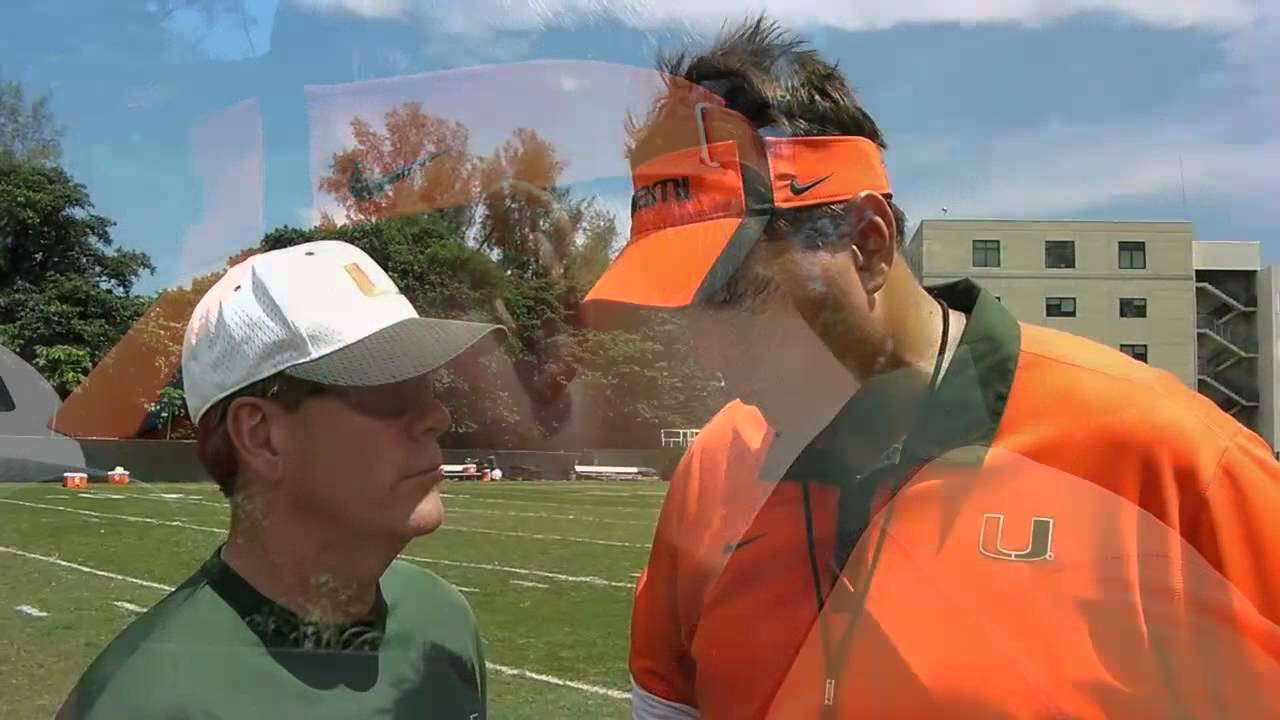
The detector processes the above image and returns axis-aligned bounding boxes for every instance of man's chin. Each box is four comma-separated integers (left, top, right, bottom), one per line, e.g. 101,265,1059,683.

403,490,445,538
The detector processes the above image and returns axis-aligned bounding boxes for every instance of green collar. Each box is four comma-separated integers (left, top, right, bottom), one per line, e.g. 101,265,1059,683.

904,278,1020,464
203,545,389,653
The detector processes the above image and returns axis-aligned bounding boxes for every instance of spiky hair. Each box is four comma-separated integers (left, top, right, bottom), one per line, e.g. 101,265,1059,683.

627,15,907,245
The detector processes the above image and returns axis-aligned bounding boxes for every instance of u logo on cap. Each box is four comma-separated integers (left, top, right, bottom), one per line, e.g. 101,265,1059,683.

345,263,396,297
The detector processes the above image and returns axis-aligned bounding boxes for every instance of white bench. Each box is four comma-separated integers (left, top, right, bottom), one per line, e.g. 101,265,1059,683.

572,464,659,480
442,463,503,481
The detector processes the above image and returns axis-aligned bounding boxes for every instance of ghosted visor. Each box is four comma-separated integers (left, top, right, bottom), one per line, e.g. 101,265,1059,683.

583,114,892,311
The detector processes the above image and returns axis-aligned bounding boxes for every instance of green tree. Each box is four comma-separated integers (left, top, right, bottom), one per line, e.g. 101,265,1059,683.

149,385,188,440
563,204,622,297
0,161,155,397
32,344,91,397
0,81,158,431
0,80,64,166
568,314,729,448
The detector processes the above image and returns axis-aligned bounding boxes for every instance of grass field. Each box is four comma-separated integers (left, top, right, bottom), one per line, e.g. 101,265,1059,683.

0,479,668,719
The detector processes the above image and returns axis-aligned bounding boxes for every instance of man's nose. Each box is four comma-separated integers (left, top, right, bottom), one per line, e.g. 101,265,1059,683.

408,396,451,439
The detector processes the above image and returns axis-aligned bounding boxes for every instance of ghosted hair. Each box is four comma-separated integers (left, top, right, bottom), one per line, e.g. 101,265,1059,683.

626,15,909,306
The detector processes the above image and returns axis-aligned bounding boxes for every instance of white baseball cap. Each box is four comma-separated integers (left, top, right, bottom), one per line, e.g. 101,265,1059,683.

181,240,506,424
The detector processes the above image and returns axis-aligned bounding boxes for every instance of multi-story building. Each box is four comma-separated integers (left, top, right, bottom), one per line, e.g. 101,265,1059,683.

909,218,1278,452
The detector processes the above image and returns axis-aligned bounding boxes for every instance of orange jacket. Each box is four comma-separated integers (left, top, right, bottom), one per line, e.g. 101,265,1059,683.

630,280,1280,719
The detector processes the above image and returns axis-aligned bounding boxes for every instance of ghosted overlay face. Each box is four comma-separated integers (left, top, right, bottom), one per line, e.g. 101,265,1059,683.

682,221,887,419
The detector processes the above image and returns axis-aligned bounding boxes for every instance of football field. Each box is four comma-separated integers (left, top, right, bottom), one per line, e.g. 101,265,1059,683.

0,479,668,719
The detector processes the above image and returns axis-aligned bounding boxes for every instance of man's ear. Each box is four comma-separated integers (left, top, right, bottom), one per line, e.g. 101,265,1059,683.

224,398,284,486
844,192,896,295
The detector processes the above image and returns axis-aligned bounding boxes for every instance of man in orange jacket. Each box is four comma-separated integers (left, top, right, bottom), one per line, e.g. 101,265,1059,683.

581,15,1280,719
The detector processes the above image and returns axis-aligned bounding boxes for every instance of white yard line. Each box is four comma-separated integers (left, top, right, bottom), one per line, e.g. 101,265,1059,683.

509,579,549,589
454,585,480,593
3,498,646,550
487,663,629,701
441,494,656,514
451,487,666,498
15,604,49,617
1,545,626,702
460,483,661,491
576,491,665,498
399,555,633,589
2,500,635,589
127,494,225,508
442,525,647,549
126,492,653,527
0,547,171,590
1,499,225,532
112,600,147,613
446,507,653,527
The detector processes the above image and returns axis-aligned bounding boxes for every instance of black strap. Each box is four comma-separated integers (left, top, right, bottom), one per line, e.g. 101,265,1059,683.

810,295,952,719
927,297,952,392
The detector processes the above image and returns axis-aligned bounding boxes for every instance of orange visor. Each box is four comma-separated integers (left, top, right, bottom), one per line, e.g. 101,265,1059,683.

583,132,891,311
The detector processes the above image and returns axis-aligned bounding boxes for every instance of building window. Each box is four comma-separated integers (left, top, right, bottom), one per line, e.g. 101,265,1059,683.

1119,298,1147,318
1118,241,1147,269
1120,343,1149,363
1045,297,1077,318
973,239,1001,268
1044,240,1076,269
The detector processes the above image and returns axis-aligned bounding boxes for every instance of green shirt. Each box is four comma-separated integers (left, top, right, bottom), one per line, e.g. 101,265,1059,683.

63,546,487,719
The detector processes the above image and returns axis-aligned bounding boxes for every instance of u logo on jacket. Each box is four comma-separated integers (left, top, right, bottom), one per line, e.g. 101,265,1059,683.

979,513,1056,562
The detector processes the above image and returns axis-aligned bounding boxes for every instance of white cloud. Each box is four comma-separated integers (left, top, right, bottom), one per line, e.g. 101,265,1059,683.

1222,2,1280,115
290,0,1263,35
895,115,1279,222
855,0,1278,230
287,0,1278,242
294,0,414,20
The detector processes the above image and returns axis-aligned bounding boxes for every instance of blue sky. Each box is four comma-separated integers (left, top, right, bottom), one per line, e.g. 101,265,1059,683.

1,0,1276,293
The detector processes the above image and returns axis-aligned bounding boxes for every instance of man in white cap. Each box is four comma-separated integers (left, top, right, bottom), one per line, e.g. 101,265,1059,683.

57,240,505,719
